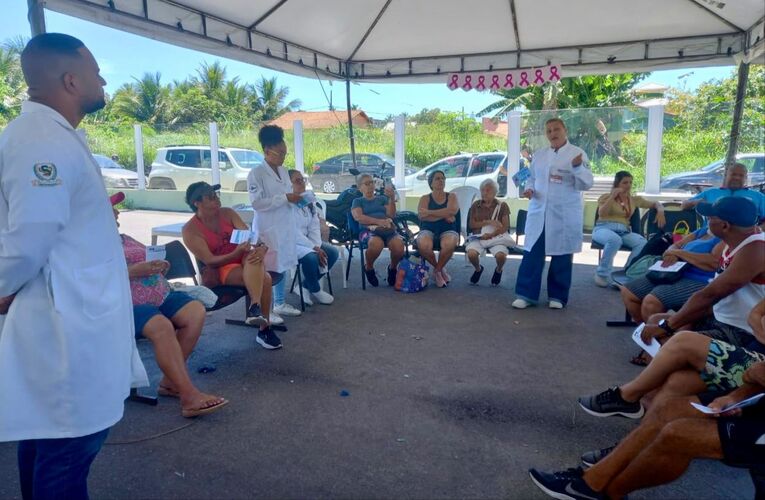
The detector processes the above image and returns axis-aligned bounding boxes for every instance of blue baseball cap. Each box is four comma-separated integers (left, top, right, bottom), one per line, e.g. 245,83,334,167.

696,196,758,227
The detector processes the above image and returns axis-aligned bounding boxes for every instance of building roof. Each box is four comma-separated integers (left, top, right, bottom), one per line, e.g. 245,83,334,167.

634,82,670,94
268,110,371,130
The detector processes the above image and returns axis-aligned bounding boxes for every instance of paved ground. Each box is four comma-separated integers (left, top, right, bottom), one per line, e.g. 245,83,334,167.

0,211,752,499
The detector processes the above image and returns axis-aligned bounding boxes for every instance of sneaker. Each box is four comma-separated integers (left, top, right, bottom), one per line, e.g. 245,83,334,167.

578,387,645,419
256,328,282,350
274,302,301,317
581,445,616,469
269,311,284,326
512,298,531,309
441,268,452,283
469,265,484,285
387,266,397,286
365,268,379,287
434,269,447,288
491,269,502,286
528,467,605,500
549,299,564,309
300,287,314,306
594,274,609,287
245,303,267,327
312,290,334,305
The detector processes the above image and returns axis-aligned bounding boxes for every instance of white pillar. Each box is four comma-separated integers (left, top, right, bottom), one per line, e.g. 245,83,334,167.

293,120,305,173
394,114,406,211
209,122,220,186
506,111,522,198
645,104,664,195
133,124,146,190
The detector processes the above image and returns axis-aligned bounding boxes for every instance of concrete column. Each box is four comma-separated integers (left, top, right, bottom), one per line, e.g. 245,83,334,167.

394,114,406,211
209,122,220,186
506,111,522,198
293,119,305,173
27,0,46,37
645,104,664,194
133,124,146,190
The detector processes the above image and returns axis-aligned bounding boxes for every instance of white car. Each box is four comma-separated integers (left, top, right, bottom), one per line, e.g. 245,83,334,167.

94,154,142,189
404,152,510,196
148,146,265,192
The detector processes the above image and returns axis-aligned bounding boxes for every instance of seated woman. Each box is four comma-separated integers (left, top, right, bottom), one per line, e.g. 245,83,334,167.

416,170,460,288
466,179,512,286
181,182,282,350
113,193,228,418
592,171,666,287
289,169,339,304
351,173,405,287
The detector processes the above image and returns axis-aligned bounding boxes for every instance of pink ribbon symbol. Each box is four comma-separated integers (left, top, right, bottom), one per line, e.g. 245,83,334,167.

476,76,486,91
534,69,545,85
462,75,473,91
549,65,561,81
504,74,514,88
490,75,500,90
519,71,530,87
448,74,459,90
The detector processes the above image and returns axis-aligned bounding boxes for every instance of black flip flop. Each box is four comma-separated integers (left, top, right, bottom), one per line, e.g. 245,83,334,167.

469,265,484,285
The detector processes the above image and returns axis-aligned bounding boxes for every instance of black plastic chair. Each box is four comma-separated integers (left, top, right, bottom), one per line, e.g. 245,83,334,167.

641,202,702,239
289,260,334,311
591,209,643,260
345,211,368,290
514,209,527,246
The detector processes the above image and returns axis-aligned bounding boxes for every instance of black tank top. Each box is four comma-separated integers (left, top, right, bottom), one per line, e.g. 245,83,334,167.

421,193,458,234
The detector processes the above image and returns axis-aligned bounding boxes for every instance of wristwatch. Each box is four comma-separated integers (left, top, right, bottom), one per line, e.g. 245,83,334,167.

658,319,676,335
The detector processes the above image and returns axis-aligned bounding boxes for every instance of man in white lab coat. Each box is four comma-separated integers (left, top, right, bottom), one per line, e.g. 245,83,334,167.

0,34,147,499
512,118,594,309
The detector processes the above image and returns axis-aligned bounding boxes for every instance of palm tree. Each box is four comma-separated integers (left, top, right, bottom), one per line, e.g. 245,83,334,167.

250,76,301,121
111,72,170,124
0,45,26,121
194,61,227,99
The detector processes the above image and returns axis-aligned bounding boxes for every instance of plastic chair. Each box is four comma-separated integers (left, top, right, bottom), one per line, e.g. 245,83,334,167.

345,211,368,290
315,197,346,289
641,202,702,239
514,209,527,246
451,186,480,243
591,209,643,260
289,259,334,311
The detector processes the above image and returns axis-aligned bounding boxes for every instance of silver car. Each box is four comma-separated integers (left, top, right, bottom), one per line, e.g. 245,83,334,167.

94,154,141,189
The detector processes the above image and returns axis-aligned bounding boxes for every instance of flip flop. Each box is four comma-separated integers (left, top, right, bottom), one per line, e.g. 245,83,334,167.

629,350,651,367
182,398,229,418
157,385,180,398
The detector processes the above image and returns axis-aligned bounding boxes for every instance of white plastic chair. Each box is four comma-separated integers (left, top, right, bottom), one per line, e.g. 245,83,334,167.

450,186,480,263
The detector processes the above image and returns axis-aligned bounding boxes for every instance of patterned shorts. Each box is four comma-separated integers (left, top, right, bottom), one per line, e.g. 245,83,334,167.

701,339,765,393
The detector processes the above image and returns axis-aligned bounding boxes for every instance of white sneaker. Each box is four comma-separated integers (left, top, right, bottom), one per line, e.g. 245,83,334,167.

274,302,302,317
594,274,609,287
548,300,564,309
311,290,334,305
300,287,314,306
270,311,284,325
512,298,531,309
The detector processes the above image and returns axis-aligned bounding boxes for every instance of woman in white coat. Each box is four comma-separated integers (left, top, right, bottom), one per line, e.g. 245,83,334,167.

512,118,594,309
247,125,300,321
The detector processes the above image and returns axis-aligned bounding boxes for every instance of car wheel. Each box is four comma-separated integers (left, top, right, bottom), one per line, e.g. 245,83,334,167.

234,181,247,192
322,179,337,193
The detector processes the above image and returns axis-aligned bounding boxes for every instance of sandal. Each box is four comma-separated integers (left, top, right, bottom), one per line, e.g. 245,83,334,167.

469,265,484,285
182,397,229,418
157,385,180,398
491,268,503,286
629,350,651,367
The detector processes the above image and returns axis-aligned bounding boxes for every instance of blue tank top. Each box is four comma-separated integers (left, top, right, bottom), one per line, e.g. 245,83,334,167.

420,193,459,234
682,228,721,283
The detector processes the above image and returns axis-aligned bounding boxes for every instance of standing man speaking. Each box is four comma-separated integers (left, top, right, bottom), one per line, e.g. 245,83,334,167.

512,118,594,310
0,34,147,499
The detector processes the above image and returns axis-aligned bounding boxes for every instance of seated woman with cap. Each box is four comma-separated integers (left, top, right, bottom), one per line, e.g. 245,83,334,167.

112,192,228,418
181,182,282,350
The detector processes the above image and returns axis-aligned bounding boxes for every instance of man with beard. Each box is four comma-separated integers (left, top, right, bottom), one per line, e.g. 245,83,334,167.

0,34,147,499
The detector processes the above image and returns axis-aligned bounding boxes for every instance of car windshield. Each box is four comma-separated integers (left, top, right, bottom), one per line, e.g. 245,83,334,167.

94,155,121,169
701,159,723,172
378,154,396,165
230,150,265,167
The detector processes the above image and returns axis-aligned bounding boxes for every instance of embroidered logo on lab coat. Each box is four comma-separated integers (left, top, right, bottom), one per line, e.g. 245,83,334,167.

32,163,62,187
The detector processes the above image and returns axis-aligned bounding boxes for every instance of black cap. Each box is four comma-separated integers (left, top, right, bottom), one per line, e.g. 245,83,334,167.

185,182,221,209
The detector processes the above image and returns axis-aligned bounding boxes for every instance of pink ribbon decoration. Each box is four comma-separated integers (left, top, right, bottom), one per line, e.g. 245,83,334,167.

504,74,514,88
519,71,530,87
448,74,460,90
534,69,545,84
462,75,473,90
490,75,500,90
549,65,561,81
476,75,486,91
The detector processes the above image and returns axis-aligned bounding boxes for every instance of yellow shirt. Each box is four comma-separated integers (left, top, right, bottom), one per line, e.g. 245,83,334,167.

597,193,654,226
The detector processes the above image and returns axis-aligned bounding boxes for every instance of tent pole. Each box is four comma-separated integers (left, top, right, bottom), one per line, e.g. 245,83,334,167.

345,64,357,169
27,0,46,36
725,62,749,169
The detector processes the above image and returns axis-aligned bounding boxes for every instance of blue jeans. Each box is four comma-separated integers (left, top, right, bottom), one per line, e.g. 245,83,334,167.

592,221,647,278
18,427,110,500
514,227,573,305
273,273,286,306
300,243,339,293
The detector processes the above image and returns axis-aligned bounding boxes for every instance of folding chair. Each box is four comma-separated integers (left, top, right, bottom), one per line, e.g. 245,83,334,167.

345,211,368,290
289,259,334,311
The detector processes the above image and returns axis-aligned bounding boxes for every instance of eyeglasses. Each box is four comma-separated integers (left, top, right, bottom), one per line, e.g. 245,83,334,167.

292,177,306,183
361,181,374,186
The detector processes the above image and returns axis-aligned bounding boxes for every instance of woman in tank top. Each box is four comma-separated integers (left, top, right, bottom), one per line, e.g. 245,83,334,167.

416,170,460,288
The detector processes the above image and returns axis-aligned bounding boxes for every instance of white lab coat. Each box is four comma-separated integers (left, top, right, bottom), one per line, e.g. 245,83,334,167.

293,201,322,259
247,163,297,273
0,102,148,441
524,142,593,255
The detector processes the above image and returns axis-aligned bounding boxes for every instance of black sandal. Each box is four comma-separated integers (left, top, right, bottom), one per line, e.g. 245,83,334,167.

491,268,503,286
469,265,484,285
629,349,651,367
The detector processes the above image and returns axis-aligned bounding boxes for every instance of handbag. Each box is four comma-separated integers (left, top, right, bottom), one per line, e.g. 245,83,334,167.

645,267,686,285
478,203,516,249
671,220,691,243
395,257,429,293
625,255,662,280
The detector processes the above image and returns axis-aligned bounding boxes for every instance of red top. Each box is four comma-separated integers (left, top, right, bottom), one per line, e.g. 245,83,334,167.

191,212,238,257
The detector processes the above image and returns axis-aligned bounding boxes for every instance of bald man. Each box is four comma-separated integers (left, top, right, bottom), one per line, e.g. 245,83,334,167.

0,34,147,500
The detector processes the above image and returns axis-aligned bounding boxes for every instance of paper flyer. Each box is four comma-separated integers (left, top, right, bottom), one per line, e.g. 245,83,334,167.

691,393,765,415
145,245,166,262
632,323,661,358
230,229,251,244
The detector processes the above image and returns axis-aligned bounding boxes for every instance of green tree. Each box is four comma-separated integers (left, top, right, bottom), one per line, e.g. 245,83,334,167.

0,38,27,124
170,86,225,125
111,72,170,124
250,76,301,121
193,61,227,99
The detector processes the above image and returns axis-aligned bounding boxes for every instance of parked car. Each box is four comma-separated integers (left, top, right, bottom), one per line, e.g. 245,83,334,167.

94,154,142,189
148,146,265,192
404,152,509,196
309,153,415,193
660,153,765,191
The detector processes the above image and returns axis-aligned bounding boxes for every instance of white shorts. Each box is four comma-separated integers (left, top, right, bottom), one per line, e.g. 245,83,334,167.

465,240,509,256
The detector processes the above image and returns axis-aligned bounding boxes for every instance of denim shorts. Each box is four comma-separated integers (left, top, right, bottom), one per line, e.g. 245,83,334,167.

416,229,459,242
134,291,196,338
360,229,402,246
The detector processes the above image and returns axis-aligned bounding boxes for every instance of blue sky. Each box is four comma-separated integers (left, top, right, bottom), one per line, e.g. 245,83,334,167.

1,0,737,119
